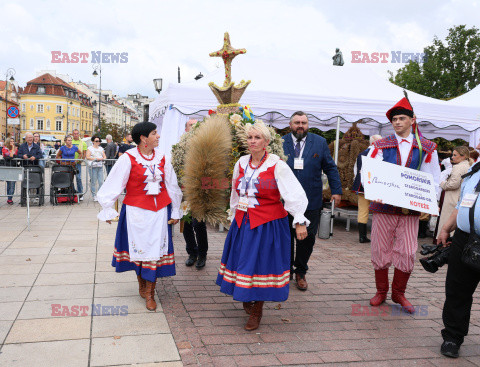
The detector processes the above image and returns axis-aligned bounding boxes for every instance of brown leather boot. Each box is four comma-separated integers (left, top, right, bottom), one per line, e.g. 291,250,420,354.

370,268,389,306
295,274,308,291
242,302,254,315
245,301,264,331
145,280,157,311
391,268,414,314
137,275,146,298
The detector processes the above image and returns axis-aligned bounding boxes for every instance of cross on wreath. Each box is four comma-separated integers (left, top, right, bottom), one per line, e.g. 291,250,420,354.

209,32,246,87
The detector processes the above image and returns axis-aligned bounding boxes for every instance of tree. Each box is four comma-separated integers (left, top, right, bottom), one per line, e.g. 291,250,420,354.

96,121,123,142
389,25,480,99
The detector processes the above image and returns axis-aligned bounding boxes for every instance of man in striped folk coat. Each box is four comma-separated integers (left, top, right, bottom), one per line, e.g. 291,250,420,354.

364,97,441,313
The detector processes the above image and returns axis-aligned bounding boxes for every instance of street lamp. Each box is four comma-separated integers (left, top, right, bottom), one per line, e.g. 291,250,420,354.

92,64,102,130
153,78,162,94
62,101,73,135
4,67,15,140
194,72,203,80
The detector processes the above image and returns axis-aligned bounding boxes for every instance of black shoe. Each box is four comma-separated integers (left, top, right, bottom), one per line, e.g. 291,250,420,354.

185,254,197,267
441,341,459,358
196,256,206,269
358,223,371,243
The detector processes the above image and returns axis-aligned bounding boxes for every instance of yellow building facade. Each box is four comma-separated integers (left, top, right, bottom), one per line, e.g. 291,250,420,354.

20,73,93,142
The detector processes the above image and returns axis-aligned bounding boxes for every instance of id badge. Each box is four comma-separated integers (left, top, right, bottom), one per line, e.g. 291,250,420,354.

460,193,479,208
238,196,249,212
294,158,304,170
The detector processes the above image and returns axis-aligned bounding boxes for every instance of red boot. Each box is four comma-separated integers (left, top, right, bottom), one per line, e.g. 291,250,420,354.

370,268,389,306
391,268,415,314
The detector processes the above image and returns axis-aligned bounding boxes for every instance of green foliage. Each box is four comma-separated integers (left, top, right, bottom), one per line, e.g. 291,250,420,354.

432,137,468,152
95,120,123,142
277,126,344,144
389,25,480,99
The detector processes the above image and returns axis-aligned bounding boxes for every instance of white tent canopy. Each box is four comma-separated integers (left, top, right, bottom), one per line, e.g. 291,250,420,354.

150,60,480,154
449,85,480,147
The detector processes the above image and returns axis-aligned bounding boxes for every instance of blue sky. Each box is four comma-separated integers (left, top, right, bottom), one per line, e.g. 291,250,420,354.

1,0,478,98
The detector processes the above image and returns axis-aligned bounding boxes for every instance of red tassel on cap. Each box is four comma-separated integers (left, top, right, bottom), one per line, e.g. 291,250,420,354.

371,147,379,158
425,152,432,163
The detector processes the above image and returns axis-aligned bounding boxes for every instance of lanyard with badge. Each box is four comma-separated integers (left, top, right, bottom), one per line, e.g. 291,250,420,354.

294,140,306,170
237,155,264,212
460,177,480,208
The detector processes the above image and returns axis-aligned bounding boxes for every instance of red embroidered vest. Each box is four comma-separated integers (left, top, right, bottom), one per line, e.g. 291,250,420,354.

123,154,172,212
234,162,288,229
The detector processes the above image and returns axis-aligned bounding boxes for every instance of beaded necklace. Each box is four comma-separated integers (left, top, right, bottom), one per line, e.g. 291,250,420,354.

137,147,155,161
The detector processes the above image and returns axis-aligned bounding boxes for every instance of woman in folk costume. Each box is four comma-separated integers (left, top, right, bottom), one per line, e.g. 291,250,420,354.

365,97,441,313
97,122,182,311
217,121,309,331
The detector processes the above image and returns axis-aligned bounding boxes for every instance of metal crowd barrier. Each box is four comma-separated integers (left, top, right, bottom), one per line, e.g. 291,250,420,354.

0,158,120,203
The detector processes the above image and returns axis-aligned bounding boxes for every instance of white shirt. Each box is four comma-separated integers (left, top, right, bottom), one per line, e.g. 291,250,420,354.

291,133,307,158
365,133,441,198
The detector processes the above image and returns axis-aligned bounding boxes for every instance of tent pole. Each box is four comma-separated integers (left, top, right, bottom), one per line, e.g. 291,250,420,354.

330,116,341,237
334,116,340,164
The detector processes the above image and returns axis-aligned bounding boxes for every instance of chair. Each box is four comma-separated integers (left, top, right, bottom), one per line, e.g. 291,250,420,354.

50,165,75,205
20,166,45,207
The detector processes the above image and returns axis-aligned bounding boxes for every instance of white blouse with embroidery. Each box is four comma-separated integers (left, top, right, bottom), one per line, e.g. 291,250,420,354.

228,154,310,228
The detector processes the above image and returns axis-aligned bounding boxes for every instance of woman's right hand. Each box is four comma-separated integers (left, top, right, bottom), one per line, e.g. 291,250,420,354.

106,220,112,224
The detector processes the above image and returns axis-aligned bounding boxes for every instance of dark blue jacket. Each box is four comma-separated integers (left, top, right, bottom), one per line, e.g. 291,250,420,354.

17,142,43,166
352,148,370,193
283,133,342,211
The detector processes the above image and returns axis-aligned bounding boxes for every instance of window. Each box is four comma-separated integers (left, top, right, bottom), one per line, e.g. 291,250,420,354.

30,105,33,111
56,121,62,131
47,106,50,111
37,104,44,113
46,119,51,130
30,118,34,129
56,105,62,114
22,119,26,130
22,104,26,112
37,119,44,130
37,86,45,94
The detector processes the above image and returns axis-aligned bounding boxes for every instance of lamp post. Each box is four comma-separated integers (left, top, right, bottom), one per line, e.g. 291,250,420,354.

4,68,15,140
92,64,102,130
153,78,163,94
194,72,203,80
66,101,72,135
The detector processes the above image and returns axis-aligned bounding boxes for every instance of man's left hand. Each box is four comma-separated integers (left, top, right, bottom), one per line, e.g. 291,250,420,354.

331,194,342,207
168,219,179,225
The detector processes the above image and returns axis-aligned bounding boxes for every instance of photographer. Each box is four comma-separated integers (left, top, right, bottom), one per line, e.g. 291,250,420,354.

17,132,43,166
438,162,480,358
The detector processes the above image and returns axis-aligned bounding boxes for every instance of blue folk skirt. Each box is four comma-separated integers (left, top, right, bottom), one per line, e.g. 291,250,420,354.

111,204,176,282
216,214,291,302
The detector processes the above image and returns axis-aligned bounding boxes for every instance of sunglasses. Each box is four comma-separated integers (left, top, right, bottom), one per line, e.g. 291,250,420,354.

94,140,100,142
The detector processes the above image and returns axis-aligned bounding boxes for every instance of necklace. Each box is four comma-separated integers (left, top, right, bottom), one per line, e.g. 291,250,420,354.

249,152,268,169
137,147,155,161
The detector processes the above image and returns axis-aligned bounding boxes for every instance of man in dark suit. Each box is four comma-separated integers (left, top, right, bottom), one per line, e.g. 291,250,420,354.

17,132,43,166
283,111,342,290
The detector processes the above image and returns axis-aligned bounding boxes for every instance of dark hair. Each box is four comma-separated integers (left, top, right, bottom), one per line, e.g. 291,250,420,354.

131,122,157,144
91,135,101,142
290,111,308,123
471,150,479,161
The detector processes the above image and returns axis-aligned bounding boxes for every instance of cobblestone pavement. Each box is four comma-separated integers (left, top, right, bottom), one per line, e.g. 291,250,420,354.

162,221,480,366
1,192,480,366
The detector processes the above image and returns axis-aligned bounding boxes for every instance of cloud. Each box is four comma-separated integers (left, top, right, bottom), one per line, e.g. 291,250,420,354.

0,0,477,99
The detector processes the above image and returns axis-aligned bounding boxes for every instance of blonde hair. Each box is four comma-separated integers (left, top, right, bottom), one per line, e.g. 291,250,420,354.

454,146,470,159
245,121,271,143
245,121,272,153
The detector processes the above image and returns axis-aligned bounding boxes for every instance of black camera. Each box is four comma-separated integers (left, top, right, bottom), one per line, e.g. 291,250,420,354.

419,243,451,273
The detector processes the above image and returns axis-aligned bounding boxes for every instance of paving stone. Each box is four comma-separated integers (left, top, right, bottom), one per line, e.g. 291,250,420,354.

5,317,91,343
0,339,90,367
90,334,180,366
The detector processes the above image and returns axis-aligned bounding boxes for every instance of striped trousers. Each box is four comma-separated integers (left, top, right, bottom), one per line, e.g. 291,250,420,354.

371,213,419,273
